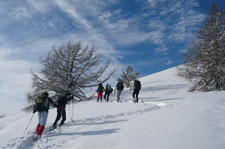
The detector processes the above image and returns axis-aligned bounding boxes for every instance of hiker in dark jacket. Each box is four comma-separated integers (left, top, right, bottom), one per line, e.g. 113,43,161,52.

96,83,104,102
33,92,57,140
133,80,141,103
52,92,73,129
104,84,113,102
115,79,124,102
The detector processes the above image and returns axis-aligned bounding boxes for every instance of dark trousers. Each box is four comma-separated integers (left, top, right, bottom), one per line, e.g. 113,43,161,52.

132,89,140,102
53,109,66,127
104,92,110,102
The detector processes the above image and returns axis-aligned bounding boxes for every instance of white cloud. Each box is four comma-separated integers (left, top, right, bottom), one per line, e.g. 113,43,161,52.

51,0,125,64
147,0,166,7
9,7,31,19
155,46,168,53
96,14,166,47
0,58,40,105
166,60,173,65
0,43,41,110
147,0,157,7
26,0,54,14
54,0,92,31
167,3,205,42
51,0,156,47
148,20,166,31
0,48,12,59
144,0,205,52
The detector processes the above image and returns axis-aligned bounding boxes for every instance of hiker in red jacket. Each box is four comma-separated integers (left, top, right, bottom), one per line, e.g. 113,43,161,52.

96,83,104,102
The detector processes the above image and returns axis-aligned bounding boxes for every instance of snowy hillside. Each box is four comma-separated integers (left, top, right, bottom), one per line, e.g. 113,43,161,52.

0,67,225,149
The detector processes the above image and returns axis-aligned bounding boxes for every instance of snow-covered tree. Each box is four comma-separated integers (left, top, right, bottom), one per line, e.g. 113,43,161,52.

121,66,139,89
178,3,225,91
27,41,115,102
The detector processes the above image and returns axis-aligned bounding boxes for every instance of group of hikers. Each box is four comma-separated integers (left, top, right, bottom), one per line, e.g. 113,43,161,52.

32,79,141,141
96,79,141,103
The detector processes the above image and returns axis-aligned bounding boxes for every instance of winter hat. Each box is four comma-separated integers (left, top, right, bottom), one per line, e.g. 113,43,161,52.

65,92,71,96
42,92,48,97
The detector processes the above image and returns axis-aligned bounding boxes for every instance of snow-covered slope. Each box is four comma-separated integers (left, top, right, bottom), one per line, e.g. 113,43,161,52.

0,67,225,149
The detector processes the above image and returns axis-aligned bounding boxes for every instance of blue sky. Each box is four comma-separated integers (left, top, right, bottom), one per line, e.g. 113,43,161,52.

0,0,224,107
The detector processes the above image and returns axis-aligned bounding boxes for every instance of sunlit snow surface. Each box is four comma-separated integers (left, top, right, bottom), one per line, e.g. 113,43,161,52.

1,67,225,149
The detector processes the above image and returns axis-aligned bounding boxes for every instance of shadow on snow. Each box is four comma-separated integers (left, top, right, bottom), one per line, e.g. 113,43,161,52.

48,128,121,137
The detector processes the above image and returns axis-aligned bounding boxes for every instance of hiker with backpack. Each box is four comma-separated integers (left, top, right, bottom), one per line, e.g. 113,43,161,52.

33,92,58,140
52,92,73,130
104,84,113,102
115,79,124,102
133,80,141,103
96,83,104,102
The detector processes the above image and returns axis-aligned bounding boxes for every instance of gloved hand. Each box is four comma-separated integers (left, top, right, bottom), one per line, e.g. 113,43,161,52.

32,105,37,113
33,108,37,113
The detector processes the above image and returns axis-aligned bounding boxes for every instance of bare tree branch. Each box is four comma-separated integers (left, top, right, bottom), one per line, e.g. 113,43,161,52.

28,41,115,102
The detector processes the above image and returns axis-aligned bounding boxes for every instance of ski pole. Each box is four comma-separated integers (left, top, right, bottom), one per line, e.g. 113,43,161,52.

21,113,34,139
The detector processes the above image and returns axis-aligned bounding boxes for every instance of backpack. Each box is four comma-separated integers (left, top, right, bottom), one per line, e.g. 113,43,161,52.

106,85,113,93
109,85,113,93
36,94,49,108
117,81,124,91
134,80,141,90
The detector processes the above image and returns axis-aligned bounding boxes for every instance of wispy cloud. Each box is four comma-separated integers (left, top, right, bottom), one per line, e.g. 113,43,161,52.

48,0,161,48
143,0,205,52
147,0,167,7
0,47,40,106
26,0,54,14
9,7,31,19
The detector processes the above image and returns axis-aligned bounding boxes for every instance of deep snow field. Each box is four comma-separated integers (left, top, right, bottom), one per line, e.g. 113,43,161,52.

0,67,225,149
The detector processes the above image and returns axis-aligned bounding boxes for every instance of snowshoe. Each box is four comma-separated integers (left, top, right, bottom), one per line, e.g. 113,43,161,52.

133,100,138,103
33,135,40,142
50,125,57,131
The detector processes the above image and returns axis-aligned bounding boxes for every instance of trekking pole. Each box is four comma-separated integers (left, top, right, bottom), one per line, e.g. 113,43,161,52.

71,102,74,122
68,102,73,122
21,113,34,139
68,102,71,117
